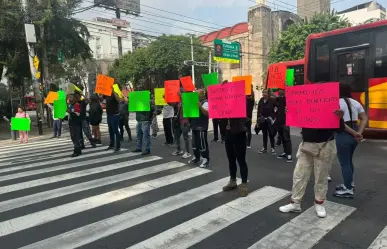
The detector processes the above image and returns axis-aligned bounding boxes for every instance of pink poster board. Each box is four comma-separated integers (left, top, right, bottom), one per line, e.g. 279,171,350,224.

286,82,340,128
208,81,246,119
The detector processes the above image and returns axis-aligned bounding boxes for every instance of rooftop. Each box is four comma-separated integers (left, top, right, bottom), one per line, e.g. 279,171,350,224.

199,22,248,43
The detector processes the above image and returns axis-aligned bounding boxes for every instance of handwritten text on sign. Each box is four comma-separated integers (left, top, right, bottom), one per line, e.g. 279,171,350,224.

208,81,246,119
268,64,286,89
286,82,340,128
95,74,114,96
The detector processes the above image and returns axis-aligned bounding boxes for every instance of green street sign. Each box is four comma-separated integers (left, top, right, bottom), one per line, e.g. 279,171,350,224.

58,50,64,63
213,39,240,64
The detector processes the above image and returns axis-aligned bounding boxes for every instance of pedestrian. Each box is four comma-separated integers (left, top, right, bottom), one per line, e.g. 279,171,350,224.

257,89,276,155
172,95,191,159
151,94,161,138
14,106,30,143
279,107,345,218
246,85,255,148
132,93,155,155
275,88,292,162
74,91,96,149
105,90,123,152
333,83,368,198
188,89,210,168
88,94,103,144
162,104,175,146
119,99,132,142
47,103,62,138
67,94,82,157
221,81,249,197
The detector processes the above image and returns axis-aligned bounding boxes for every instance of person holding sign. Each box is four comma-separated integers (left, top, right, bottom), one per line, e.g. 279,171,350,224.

14,106,30,143
188,89,210,168
172,92,192,159
67,94,82,157
104,90,123,152
257,89,276,155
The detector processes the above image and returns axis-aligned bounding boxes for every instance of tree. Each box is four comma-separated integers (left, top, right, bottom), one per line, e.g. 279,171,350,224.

268,12,350,64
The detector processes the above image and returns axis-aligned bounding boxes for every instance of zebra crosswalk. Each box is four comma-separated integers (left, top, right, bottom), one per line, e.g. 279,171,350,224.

0,139,385,248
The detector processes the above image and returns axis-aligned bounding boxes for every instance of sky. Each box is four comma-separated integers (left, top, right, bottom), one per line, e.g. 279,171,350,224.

75,0,380,37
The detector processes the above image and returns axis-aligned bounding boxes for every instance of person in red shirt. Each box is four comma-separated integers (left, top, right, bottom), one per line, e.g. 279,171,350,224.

67,94,82,157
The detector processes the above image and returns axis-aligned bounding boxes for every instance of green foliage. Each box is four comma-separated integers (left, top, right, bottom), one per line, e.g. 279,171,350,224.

110,35,209,89
268,12,350,64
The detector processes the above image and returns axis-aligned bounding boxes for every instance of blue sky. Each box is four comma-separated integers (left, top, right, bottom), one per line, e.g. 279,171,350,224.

76,0,379,36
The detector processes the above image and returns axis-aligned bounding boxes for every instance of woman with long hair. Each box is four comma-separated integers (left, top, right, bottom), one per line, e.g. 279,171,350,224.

333,83,368,198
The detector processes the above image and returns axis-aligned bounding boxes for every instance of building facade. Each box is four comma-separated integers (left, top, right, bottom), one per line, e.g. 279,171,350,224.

132,31,157,51
297,0,330,21
338,1,386,26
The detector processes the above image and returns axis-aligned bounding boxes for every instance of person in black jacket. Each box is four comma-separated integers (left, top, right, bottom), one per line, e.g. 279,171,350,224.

88,94,103,144
246,85,255,148
257,89,276,155
275,89,292,162
279,108,345,218
119,100,132,142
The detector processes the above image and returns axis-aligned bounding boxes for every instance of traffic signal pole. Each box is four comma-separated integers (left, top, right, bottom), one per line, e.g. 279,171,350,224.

116,8,123,57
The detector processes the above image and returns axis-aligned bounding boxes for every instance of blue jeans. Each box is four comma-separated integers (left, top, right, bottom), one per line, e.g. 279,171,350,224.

336,125,358,190
136,121,151,152
107,114,121,149
53,119,62,137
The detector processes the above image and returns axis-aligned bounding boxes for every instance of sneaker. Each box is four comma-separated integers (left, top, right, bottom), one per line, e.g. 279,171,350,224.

271,148,276,155
258,148,267,154
188,157,200,164
211,139,218,143
91,143,97,148
279,203,302,213
169,143,175,147
247,145,251,149
142,150,151,155
239,183,249,197
222,179,238,192
113,148,121,152
327,176,332,182
333,187,354,199
335,183,355,191
277,153,286,159
57,136,61,138
199,158,210,168
315,204,326,218
51,135,57,139
182,152,191,159
221,140,225,144
106,146,114,151
286,155,293,163
172,150,184,156
163,142,169,146
276,141,282,146
132,148,142,153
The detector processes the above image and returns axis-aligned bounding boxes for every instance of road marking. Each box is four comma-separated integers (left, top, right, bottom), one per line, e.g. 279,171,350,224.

127,186,290,249
0,168,210,237
0,139,72,152
0,146,123,170
19,177,231,249
0,145,75,161
248,201,356,249
0,151,134,189
367,225,387,248
0,160,182,213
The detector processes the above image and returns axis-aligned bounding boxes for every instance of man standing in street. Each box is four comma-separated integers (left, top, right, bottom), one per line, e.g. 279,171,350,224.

275,88,292,162
74,91,96,149
105,90,123,152
188,89,210,168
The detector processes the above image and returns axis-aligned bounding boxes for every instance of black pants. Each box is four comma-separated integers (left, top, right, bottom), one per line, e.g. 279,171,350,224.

119,114,132,140
213,119,226,141
225,131,248,183
246,119,252,146
70,124,81,153
163,118,174,144
192,130,209,161
261,120,275,150
79,119,94,147
277,125,292,155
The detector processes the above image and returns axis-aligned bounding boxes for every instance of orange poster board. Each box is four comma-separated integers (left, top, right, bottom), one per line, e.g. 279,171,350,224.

232,75,252,95
180,76,195,91
44,91,58,104
95,74,114,96
164,80,181,103
268,64,286,89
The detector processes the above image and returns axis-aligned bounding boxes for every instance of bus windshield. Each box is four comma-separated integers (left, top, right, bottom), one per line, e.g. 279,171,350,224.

305,20,387,132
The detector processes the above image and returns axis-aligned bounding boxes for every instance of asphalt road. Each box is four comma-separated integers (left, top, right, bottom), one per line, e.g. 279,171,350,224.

0,127,386,249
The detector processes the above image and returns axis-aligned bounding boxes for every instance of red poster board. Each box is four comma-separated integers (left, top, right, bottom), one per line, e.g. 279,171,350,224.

180,76,195,91
268,64,286,89
164,80,181,103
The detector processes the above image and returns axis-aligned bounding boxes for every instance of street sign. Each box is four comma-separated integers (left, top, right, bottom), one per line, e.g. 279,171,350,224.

58,50,64,63
94,0,140,15
112,18,129,27
33,56,40,70
213,39,240,64
112,30,128,38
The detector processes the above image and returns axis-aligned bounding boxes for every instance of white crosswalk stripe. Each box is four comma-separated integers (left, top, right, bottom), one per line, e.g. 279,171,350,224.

0,140,383,249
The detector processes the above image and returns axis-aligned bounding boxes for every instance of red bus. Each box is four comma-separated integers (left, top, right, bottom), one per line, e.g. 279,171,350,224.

305,20,387,135
265,59,305,89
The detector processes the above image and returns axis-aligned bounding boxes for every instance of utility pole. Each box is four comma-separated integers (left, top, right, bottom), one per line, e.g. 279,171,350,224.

21,0,43,135
190,35,195,85
116,8,123,57
208,50,212,73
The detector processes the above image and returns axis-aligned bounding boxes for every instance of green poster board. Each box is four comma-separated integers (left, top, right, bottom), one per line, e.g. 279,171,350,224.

58,90,66,100
129,91,151,112
11,118,31,131
286,69,295,86
202,72,219,89
182,92,199,118
54,99,67,119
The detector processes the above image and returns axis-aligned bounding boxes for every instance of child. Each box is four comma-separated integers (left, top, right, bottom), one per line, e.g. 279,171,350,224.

67,94,82,157
15,106,30,143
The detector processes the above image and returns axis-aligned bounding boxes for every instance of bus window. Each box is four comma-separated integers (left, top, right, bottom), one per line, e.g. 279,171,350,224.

375,31,387,78
315,43,330,82
337,50,366,92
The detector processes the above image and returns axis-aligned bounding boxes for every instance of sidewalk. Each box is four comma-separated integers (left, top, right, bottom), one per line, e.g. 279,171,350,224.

0,122,54,143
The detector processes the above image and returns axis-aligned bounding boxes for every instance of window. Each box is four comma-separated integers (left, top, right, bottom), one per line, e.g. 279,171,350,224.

315,43,330,82
375,30,387,77
381,13,386,20
337,50,366,92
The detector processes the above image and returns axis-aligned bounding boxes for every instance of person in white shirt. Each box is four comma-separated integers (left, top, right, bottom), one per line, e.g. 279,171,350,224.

162,104,175,146
333,83,368,199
